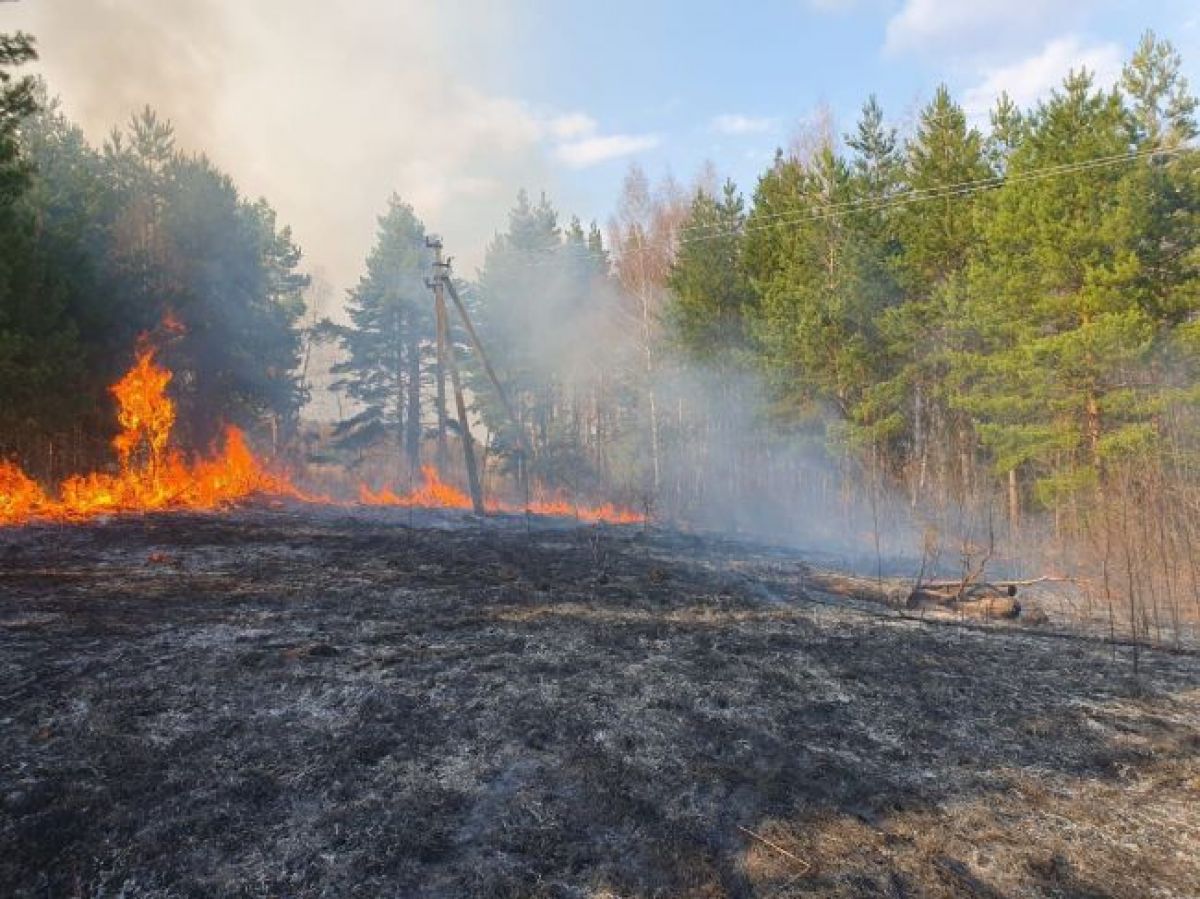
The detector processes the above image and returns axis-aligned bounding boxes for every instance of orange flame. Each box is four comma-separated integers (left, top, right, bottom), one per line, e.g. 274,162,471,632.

358,467,643,524
524,494,644,525
0,461,48,524
359,465,474,510
1,338,641,527
0,344,303,525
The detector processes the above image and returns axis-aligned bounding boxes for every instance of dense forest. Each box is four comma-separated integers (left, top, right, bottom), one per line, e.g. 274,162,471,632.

320,32,1199,642
2,23,1197,638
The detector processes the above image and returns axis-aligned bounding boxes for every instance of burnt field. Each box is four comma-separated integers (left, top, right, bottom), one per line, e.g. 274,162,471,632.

1,508,1197,898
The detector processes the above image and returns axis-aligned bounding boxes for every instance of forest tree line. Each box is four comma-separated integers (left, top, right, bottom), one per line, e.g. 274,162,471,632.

2,20,1198,635
329,33,1197,524
321,32,1198,640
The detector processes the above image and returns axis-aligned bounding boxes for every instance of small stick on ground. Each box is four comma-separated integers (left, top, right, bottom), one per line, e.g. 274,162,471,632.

737,824,811,874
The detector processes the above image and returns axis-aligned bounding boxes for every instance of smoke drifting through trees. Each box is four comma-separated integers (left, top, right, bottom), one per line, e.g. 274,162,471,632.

1,81,308,481
320,171,923,556
317,33,1199,648
1,15,1198,646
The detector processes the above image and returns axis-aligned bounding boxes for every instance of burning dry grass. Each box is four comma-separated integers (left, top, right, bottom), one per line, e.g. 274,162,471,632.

1,337,641,528
358,466,643,524
0,508,1197,897
0,343,307,526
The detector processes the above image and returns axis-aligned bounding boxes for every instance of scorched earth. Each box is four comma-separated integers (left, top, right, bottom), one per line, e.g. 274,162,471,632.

1,506,1197,898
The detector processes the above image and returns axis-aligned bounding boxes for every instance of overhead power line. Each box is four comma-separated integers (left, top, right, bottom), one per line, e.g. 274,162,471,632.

673,144,1181,242
496,143,1188,273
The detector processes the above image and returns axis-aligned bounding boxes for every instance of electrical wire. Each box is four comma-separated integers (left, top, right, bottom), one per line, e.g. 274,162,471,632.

489,143,1186,273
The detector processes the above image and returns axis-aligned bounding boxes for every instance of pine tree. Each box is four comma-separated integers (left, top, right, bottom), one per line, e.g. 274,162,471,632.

845,95,902,201
843,96,906,458
6,95,115,454
986,92,1026,174
470,192,624,495
667,179,755,368
326,195,430,471
155,154,308,446
882,85,992,499
955,70,1169,511
471,190,564,482
0,29,36,204
746,142,881,425
1120,30,1198,149
0,30,86,466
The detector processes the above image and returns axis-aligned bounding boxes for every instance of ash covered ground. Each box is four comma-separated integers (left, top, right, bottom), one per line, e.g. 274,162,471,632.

0,507,1197,898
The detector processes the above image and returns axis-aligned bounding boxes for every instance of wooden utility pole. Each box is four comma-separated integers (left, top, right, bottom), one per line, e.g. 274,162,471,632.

426,237,449,473
427,236,484,515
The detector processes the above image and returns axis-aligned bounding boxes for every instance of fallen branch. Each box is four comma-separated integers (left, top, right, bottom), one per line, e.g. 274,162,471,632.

920,575,1078,591
737,825,811,874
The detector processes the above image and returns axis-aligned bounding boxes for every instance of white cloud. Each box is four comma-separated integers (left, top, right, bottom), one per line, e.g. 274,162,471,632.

884,0,1094,62
711,113,779,135
883,2,1128,124
963,35,1124,117
537,112,663,169
546,112,598,140
554,133,661,168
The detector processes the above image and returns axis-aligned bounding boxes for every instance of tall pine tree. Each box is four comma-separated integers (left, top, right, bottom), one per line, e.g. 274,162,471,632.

326,195,431,471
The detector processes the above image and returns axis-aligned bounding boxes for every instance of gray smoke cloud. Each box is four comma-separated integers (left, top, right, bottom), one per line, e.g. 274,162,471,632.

4,0,589,290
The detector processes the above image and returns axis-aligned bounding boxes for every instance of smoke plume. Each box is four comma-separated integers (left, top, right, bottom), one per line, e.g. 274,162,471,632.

6,0,569,288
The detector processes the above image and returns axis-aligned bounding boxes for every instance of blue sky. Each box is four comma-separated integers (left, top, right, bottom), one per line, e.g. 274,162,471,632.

505,0,1199,222
7,0,1199,289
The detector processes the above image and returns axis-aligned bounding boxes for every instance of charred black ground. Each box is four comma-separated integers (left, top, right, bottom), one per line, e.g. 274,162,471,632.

1,507,1197,898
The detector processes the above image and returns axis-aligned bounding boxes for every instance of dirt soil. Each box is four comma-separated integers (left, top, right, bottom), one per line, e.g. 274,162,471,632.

1,506,1197,898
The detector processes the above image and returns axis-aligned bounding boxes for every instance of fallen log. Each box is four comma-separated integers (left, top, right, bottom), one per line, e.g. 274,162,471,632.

956,596,1021,619
906,589,1022,619
806,568,1048,625
803,571,907,606
907,583,1011,608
